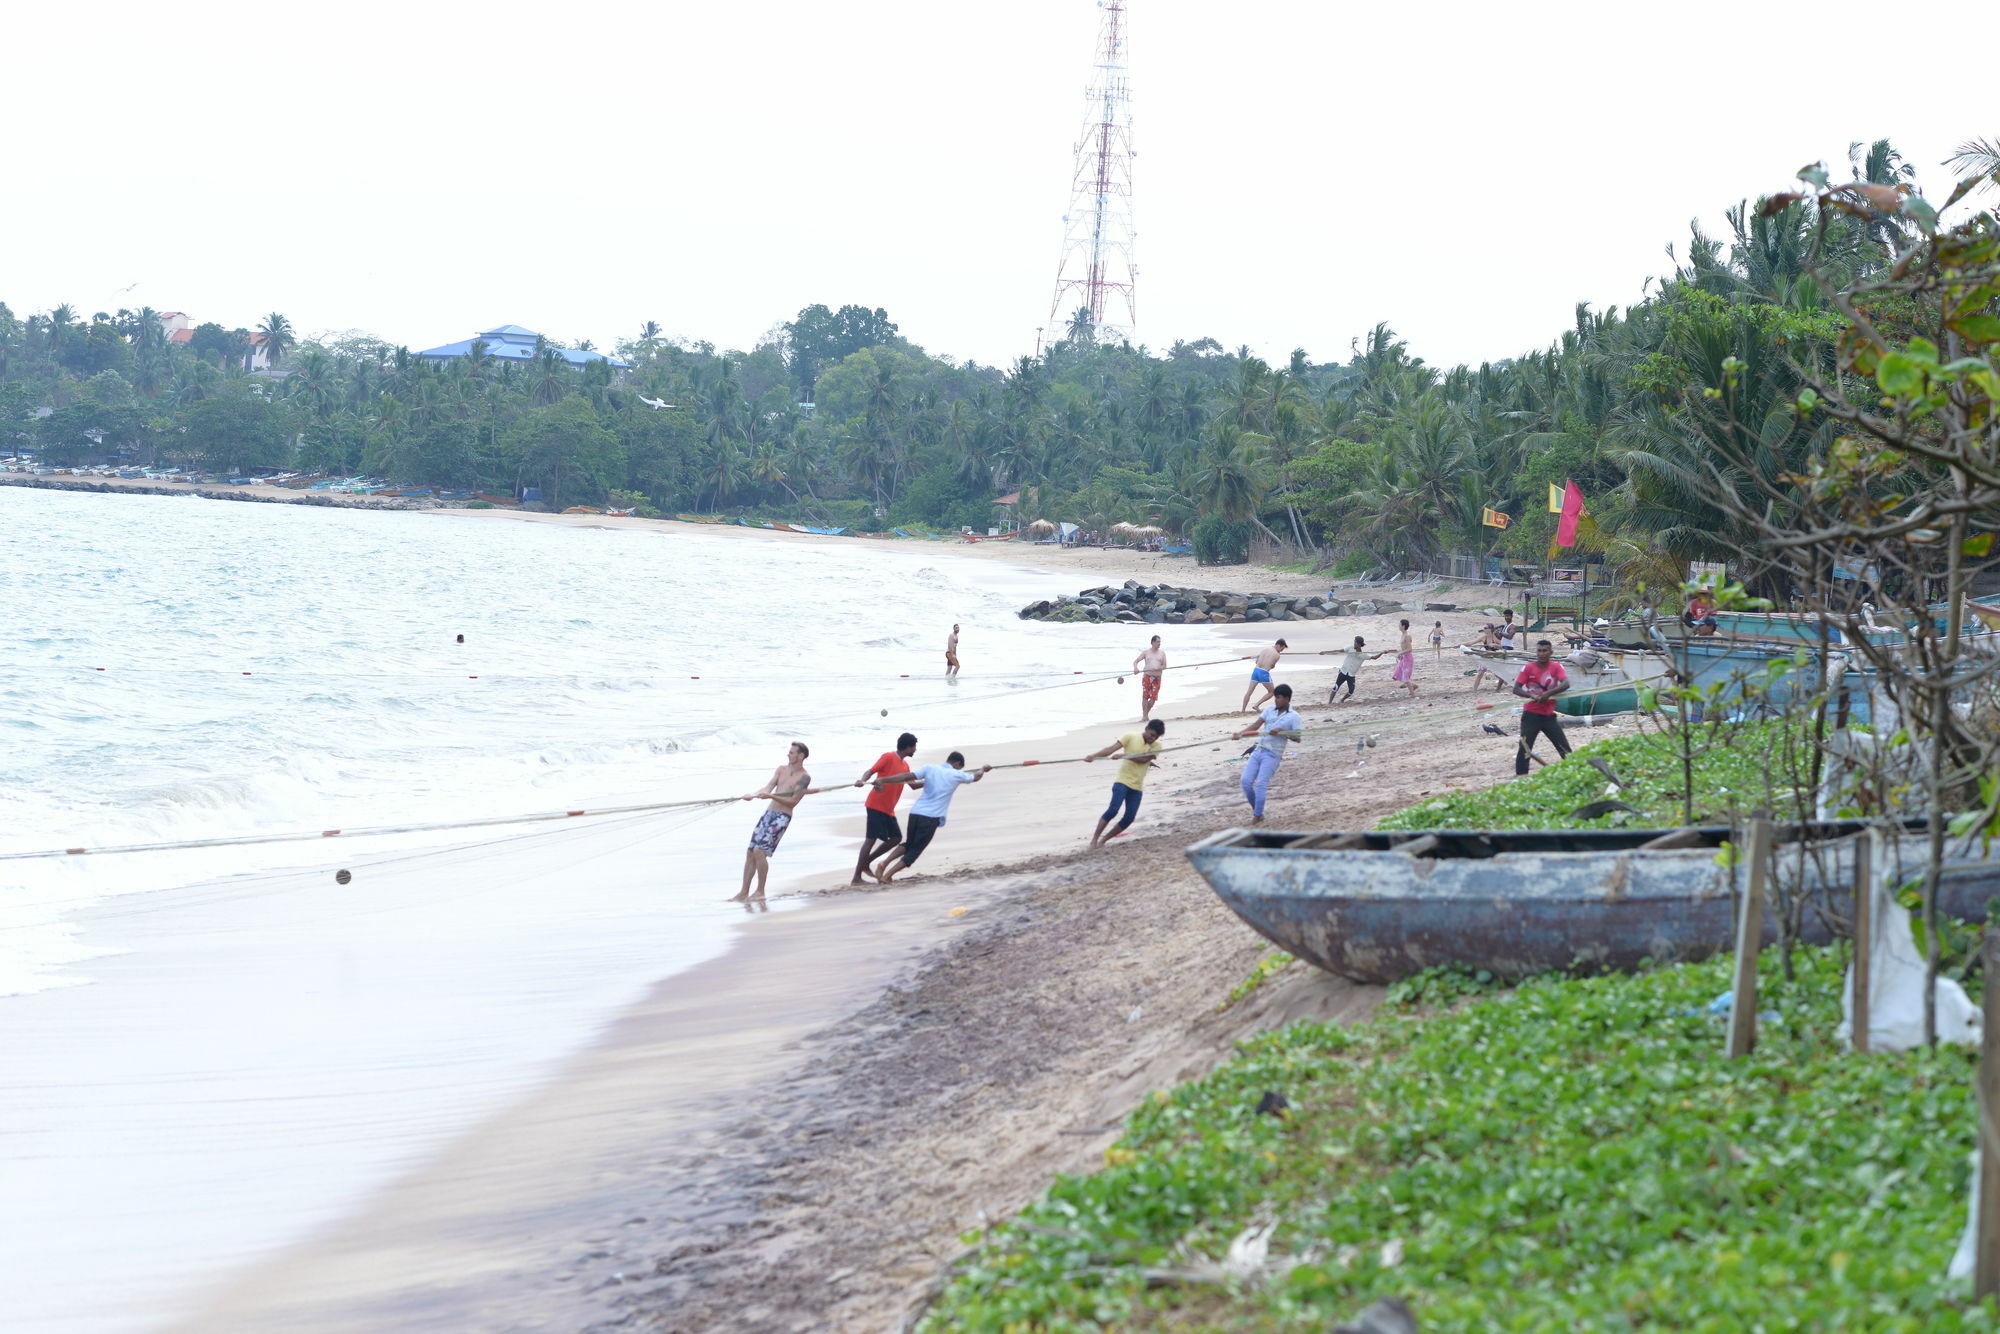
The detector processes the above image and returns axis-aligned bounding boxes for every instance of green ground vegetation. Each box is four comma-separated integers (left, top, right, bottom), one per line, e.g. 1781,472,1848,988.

917,946,1987,1332
1376,721,1809,832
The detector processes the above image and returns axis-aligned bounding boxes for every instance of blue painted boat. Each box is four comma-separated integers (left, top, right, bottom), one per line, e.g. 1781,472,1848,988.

1185,822,2000,983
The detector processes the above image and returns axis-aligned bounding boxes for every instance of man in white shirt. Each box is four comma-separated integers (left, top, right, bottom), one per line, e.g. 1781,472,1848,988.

1233,684,1302,825
867,750,991,883
1320,635,1382,703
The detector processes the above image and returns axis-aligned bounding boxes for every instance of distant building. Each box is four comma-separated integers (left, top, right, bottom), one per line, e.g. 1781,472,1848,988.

415,323,629,369
164,320,272,371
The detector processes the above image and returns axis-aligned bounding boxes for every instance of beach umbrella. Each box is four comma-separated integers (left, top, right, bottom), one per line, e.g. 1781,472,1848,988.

1027,518,1057,535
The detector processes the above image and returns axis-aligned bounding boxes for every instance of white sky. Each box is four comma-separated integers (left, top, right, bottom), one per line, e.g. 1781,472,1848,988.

7,1,1994,371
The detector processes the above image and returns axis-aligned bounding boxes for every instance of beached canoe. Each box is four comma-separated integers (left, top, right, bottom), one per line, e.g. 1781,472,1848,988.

1185,822,2000,984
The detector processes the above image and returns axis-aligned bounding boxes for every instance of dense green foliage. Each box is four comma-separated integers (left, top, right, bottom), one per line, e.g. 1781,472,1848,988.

0,143,1950,551
919,947,1987,1332
1377,722,1809,831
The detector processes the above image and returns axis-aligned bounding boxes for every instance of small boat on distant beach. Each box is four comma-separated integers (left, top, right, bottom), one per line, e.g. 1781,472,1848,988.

1186,821,2000,983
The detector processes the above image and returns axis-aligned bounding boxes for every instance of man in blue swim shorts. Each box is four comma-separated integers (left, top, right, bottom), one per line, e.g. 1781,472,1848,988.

1239,638,1288,713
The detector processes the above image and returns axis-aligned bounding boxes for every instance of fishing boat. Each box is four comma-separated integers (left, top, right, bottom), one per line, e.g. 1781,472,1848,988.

1185,821,2000,984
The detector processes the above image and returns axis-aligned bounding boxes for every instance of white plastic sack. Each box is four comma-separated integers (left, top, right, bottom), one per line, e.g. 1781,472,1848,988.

1837,870,1981,1051
1950,1150,1978,1282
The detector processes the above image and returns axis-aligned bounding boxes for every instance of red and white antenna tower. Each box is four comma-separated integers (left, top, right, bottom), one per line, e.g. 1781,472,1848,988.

1046,0,1136,347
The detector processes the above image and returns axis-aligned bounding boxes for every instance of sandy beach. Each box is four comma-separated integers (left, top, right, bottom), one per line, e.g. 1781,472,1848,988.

133,510,1573,1334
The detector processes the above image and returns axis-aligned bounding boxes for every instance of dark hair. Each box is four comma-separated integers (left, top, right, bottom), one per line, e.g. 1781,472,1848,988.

1144,719,1166,736
792,740,811,759
947,750,966,766
1354,636,1365,647
1399,618,1410,630
896,732,918,750
1273,683,1293,699
1536,639,1553,649
1276,638,1288,648
1150,634,1161,644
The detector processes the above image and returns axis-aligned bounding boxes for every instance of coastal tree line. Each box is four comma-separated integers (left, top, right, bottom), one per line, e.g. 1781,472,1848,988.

4,139,1996,586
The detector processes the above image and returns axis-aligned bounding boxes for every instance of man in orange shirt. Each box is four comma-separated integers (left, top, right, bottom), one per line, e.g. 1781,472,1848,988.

851,731,919,885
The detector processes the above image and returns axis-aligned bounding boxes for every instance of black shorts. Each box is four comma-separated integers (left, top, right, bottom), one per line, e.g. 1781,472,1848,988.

865,808,902,843
902,813,943,865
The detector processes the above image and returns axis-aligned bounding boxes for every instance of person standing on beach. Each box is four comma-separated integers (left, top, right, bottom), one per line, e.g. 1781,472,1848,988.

1430,620,1444,659
945,623,961,677
1320,635,1382,703
1133,635,1167,722
1234,684,1301,825
1240,639,1288,713
850,731,918,886
732,741,812,902
1512,639,1573,776
1390,620,1418,697
1084,719,1166,847
869,751,991,883
1499,608,1519,650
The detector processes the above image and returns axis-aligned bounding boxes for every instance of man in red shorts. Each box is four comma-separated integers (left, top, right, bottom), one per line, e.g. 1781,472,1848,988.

1132,634,1167,722
851,731,918,885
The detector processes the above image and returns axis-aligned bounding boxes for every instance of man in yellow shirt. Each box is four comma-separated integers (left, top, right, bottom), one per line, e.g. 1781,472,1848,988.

1083,718,1166,848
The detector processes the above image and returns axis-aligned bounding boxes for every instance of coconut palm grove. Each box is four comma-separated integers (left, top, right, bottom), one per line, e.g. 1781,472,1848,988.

3,140,1993,583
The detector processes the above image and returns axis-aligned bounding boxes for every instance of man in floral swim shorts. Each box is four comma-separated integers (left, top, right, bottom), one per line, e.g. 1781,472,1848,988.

733,740,811,902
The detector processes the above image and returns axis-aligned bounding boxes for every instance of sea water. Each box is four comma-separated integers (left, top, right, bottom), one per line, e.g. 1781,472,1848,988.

0,487,1241,1331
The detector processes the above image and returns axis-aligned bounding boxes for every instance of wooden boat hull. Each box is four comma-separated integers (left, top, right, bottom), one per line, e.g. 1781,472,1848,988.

1185,824,2000,983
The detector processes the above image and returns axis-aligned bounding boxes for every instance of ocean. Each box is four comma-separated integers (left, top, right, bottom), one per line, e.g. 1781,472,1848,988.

0,486,1240,1331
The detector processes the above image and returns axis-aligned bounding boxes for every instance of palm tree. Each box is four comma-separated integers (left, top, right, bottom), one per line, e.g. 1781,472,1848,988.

256,313,295,369
531,348,568,406
45,303,76,355
701,443,746,510
1947,137,2000,195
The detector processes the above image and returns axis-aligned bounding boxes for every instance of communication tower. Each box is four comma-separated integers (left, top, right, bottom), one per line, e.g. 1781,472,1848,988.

1046,1,1136,346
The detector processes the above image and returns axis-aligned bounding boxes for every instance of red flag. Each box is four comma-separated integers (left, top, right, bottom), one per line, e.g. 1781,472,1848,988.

1555,480,1585,547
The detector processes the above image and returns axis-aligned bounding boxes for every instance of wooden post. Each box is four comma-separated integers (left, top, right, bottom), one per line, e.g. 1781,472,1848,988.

1851,830,1873,1055
1975,929,2000,1301
1726,819,1773,1059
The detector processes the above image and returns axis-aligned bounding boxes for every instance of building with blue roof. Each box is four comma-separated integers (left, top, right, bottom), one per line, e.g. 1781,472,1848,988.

415,323,629,369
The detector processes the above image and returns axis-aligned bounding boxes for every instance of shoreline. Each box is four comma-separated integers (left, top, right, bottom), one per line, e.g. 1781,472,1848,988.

4,470,1498,608
164,546,1551,1332
7,481,1534,1331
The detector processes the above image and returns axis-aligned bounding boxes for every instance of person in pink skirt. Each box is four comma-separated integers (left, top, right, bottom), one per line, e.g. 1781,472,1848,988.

1391,619,1419,697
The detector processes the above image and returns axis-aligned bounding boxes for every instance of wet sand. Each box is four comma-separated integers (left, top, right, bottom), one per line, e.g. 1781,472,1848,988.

169,575,1595,1331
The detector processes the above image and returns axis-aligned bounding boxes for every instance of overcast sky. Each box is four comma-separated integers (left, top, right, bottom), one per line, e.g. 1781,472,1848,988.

7,1,1994,372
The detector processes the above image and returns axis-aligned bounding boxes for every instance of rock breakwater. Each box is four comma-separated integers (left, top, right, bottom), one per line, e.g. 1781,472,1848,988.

1018,581,1460,625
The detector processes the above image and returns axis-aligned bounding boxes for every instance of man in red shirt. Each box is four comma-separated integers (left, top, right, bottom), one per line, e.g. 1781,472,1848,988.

851,731,919,885
1511,640,1572,776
